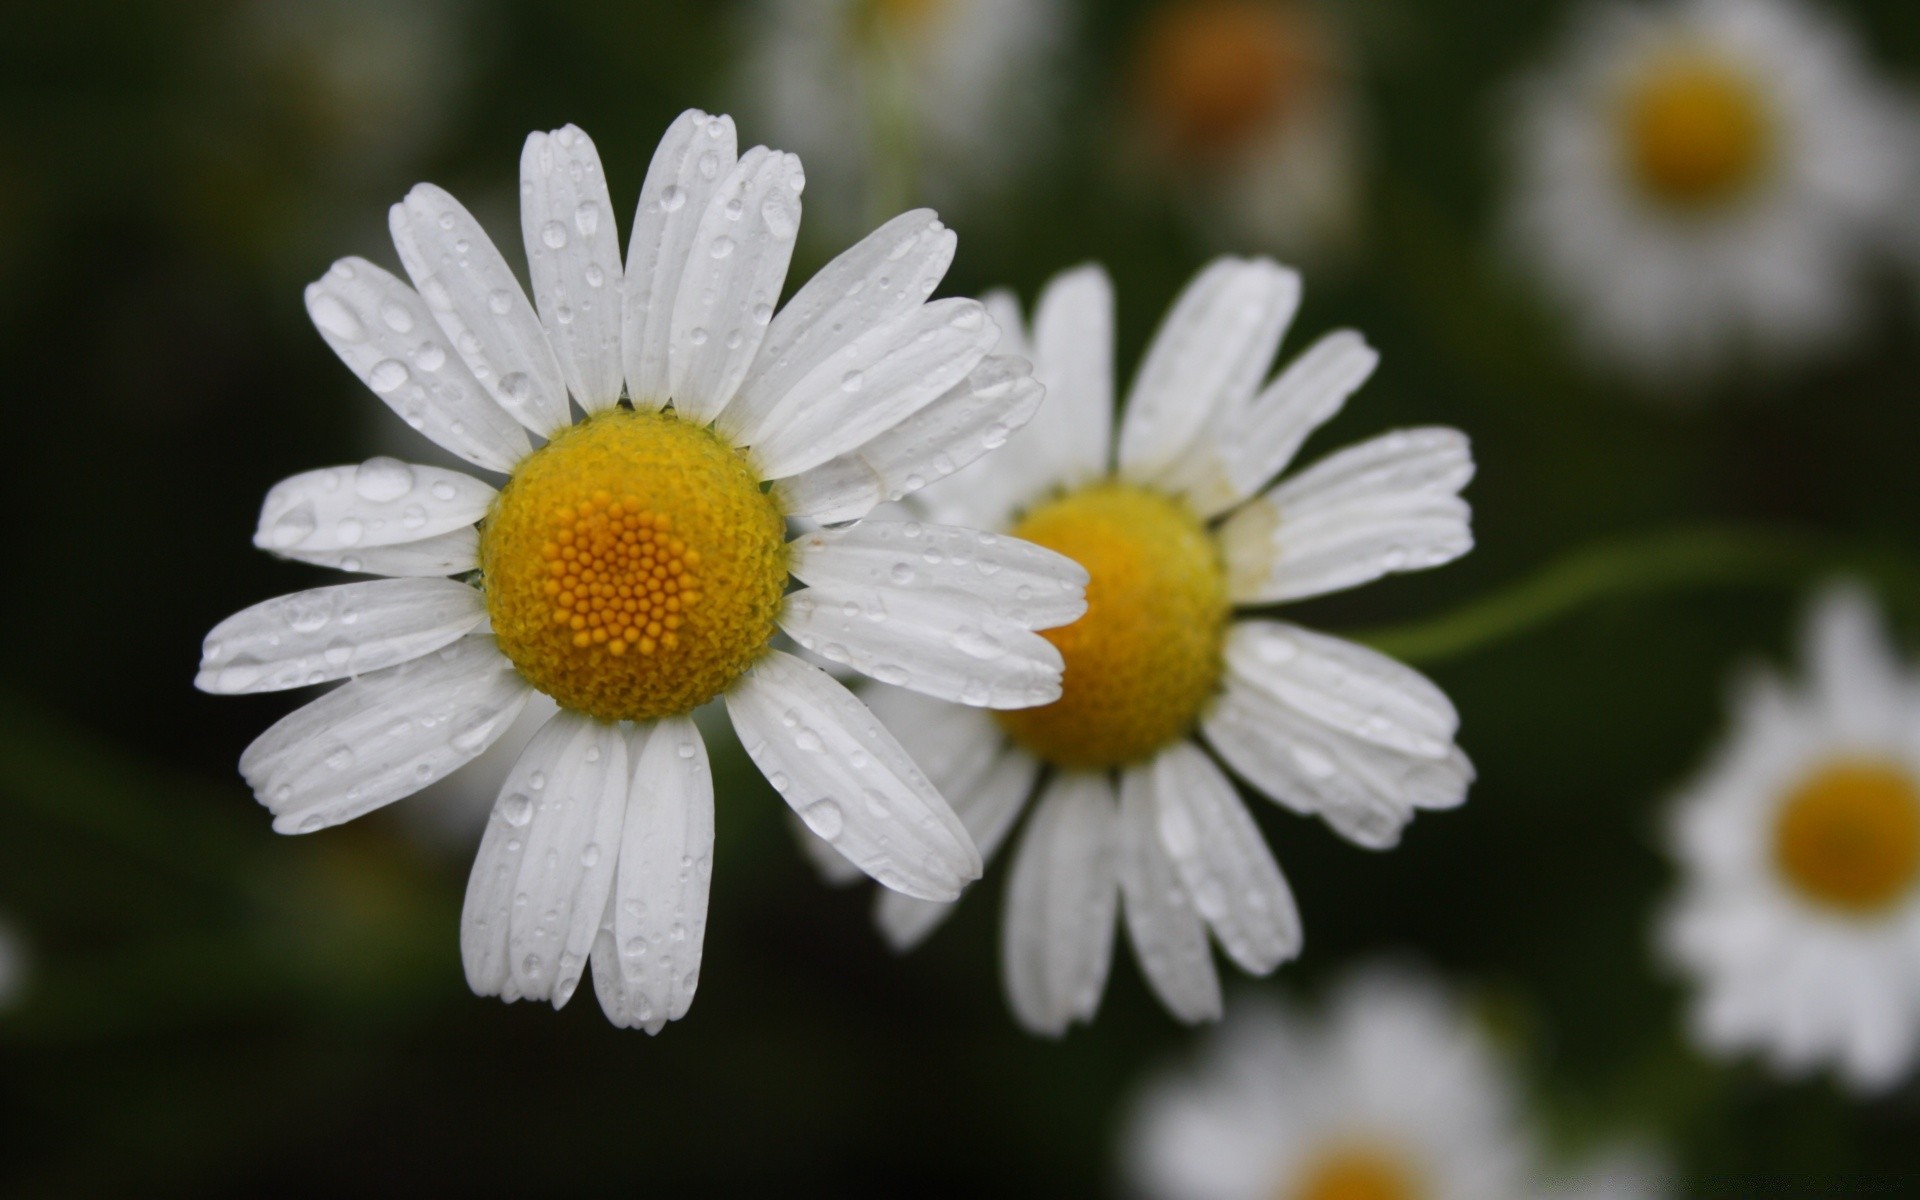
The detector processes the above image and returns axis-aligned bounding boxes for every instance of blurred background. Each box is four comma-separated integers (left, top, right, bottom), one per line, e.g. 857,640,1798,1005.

3,0,1919,1193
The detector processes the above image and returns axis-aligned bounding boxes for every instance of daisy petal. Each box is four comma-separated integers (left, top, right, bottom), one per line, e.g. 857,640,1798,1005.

592,716,714,1033
1146,742,1301,975
461,710,629,1007
1805,582,1906,729
304,259,531,472
772,354,1043,525
780,586,1064,709
666,147,804,425
198,579,485,694
252,459,494,556
1204,640,1473,851
521,125,625,413
1008,264,1114,498
723,208,955,444
1222,622,1460,758
389,185,571,436
724,650,981,900
282,527,480,578
981,289,1029,359
1118,765,1222,1024
748,299,1001,479
860,683,1007,799
241,635,532,834
624,110,738,409
1002,772,1120,1036
876,746,1040,951
1220,428,1474,603
1118,258,1300,484
790,520,1089,631
791,808,867,886
1171,330,1378,518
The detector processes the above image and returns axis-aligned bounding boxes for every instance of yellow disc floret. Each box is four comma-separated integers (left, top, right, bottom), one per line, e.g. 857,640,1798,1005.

1773,760,1920,916
482,408,787,722
1622,53,1773,209
995,484,1230,770
1287,1146,1423,1200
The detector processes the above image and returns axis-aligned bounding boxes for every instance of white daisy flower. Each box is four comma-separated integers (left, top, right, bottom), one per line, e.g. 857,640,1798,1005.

1507,0,1920,383
1123,969,1670,1200
733,0,1067,238
803,258,1475,1035
196,112,1089,1032
1129,0,1364,261
1662,583,1920,1092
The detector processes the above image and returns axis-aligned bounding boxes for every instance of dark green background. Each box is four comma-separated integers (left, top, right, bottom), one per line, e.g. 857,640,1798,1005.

2,0,1917,1193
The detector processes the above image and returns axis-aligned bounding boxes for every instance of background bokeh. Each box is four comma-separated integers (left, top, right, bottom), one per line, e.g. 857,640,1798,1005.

2,0,1918,1193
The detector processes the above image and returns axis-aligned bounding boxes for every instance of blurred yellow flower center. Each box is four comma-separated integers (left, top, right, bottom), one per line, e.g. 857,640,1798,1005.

995,484,1229,770
1622,54,1772,208
481,409,787,722
1137,0,1328,157
1288,1146,1422,1200
1773,761,1920,915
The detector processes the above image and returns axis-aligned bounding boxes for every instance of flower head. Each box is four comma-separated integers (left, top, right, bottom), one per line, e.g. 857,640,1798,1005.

802,258,1475,1034
198,112,1087,1031
1663,584,1920,1091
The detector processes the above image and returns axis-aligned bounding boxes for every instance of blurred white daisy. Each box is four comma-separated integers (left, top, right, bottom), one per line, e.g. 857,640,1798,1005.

1663,583,1920,1093
196,111,1087,1032
1129,0,1363,260
1507,0,1919,384
733,0,1067,238
1123,968,1671,1200
800,258,1475,1035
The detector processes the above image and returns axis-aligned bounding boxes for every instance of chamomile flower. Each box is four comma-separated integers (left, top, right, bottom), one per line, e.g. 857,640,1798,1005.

1130,0,1363,260
734,0,1066,239
1122,969,1668,1200
196,111,1087,1032
1507,0,1920,383
1662,584,1920,1092
805,259,1475,1035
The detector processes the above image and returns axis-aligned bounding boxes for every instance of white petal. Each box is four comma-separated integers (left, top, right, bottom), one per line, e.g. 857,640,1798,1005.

1146,741,1300,975
461,710,628,1007
791,809,867,886
723,208,955,444
1805,581,1906,729
198,579,485,694
592,716,714,1033
1220,428,1474,604
875,745,1040,951
1223,622,1459,758
304,258,531,471
283,527,480,578
724,650,981,900
1117,258,1300,483
521,125,625,412
389,185,570,436
1001,772,1120,1036
771,354,1042,525
252,458,494,556
859,682,1007,799
1170,330,1378,518
1203,644,1473,851
745,298,998,480
981,289,1029,359
1117,765,1221,1023
779,585,1064,710
666,147,803,424
989,264,1113,504
790,520,1088,631
241,635,532,834
624,110,738,409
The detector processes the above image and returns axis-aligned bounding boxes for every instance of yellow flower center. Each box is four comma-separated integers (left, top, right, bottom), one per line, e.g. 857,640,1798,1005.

1136,0,1329,158
1773,761,1920,915
995,484,1229,770
481,409,788,722
1287,1146,1423,1200
1621,53,1773,208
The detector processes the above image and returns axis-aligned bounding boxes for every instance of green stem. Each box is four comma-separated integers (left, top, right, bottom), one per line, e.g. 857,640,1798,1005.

1349,526,1919,666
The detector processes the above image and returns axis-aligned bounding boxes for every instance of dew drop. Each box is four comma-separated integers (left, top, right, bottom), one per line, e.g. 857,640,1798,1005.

501,793,534,826
368,358,411,393
354,456,415,502
574,201,601,236
541,220,569,249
